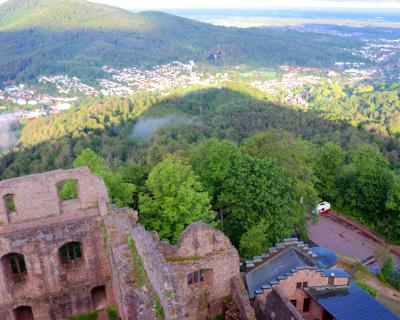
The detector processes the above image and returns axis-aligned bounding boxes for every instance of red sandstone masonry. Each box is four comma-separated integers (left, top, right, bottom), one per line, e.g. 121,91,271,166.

0,168,246,320
231,275,256,320
0,167,109,226
103,210,157,320
157,222,241,320
0,168,112,320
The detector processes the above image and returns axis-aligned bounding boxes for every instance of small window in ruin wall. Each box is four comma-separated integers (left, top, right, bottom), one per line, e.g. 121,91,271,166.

303,298,311,312
4,194,16,223
59,242,82,265
57,180,78,201
1,253,28,283
187,269,205,285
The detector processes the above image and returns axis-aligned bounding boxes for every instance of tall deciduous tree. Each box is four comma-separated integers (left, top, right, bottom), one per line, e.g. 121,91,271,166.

73,148,135,207
241,129,318,210
337,145,392,219
190,140,303,252
139,157,214,243
313,142,345,202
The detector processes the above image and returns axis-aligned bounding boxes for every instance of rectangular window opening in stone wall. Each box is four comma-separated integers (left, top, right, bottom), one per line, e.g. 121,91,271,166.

187,269,213,286
4,194,16,223
59,242,83,266
303,298,311,313
57,179,79,202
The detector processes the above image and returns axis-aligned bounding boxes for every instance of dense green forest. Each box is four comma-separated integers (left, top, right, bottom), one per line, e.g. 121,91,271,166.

270,81,400,140
0,0,363,81
1,85,400,258
306,82,400,138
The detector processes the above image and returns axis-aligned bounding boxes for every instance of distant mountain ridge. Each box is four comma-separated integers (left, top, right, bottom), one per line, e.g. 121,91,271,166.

0,0,363,81
0,0,221,34
0,0,194,31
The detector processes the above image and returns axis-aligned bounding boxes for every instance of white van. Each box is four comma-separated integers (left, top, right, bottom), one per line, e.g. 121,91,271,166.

313,201,331,215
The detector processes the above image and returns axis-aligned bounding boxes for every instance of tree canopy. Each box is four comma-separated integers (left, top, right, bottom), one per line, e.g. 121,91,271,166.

139,157,214,243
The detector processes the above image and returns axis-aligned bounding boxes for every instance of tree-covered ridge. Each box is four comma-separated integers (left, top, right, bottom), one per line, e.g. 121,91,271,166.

0,0,154,31
306,82,400,137
0,0,362,81
1,86,400,249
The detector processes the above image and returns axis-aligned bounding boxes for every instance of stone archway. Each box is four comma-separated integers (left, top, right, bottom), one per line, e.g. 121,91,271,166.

14,306,34,320
91,285,107,310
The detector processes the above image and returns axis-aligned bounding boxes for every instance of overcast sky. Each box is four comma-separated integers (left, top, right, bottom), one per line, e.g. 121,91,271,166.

0,0,399,9
87,0,400,10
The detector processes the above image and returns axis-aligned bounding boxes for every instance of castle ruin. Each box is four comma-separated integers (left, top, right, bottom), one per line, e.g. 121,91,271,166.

0,168,244,320
0,168,397,320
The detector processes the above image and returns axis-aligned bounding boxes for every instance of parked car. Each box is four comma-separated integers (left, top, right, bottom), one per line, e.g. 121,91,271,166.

313,201,331,215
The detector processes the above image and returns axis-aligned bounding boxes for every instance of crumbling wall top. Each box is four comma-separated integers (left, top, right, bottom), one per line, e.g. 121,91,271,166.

0,167,108,225
158,221,233,259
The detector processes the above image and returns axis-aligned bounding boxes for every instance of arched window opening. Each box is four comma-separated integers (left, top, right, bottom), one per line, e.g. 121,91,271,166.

1,253,27,283
14,306,34,320
59,242,82,265
4,194,16,223
91,285,107,310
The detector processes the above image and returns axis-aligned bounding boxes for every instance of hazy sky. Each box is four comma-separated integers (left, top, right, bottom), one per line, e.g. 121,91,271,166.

88,0,400,10
0,0,399,9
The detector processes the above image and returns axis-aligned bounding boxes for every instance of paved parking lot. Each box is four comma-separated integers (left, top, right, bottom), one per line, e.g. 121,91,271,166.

307,213,400,265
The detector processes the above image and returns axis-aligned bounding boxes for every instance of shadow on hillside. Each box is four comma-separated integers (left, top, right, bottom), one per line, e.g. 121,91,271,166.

0,87,399,179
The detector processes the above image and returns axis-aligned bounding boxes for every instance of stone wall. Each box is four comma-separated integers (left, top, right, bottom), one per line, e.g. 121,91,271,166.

231,275,256,320
0,168,113,320
158,222,241,320
0,216,113,319
0,168,246,320
0,167,108,225
254,288,304,320
103,210,159,320
131,224,182,320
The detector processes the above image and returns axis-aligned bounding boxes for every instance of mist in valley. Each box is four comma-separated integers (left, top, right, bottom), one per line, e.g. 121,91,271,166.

0,113,18,153
129,114,189,140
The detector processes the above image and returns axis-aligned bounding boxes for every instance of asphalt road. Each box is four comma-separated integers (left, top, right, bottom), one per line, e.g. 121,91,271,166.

307,213,400,265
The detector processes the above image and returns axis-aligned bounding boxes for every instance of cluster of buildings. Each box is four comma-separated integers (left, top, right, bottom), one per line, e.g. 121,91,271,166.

0,168,397,320
101,61,229,95
250,67,323,107
38,75,99,96
0,84,76,122
2,61,230,104
354,38,400,64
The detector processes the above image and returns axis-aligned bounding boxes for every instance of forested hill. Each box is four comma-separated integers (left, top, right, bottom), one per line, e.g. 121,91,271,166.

0,0,362,81
1,86,400,249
